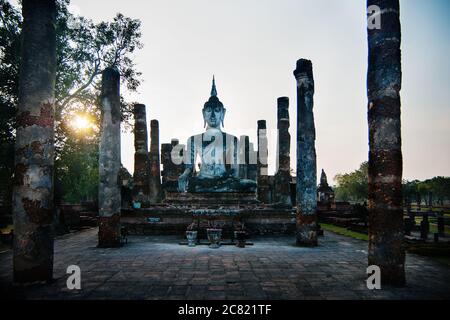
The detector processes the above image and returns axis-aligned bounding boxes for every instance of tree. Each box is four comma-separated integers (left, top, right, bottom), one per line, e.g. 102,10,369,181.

53,1,142,121
0,0,143,204
427,177,450,205
55,119,99,204
402,179,419,207
0,0,21,208
334,162,368,203
403,177,450,205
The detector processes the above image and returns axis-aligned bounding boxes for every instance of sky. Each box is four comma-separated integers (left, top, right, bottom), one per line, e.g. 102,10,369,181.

12,0,450,183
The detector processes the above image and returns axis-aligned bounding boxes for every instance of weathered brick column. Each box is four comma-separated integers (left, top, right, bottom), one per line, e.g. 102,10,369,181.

257,120,270,203
294,59,318,247
161,139,185,193
13,0,57,283
161,143,172,186
98,67,121,247
133,104,150,203
248,142,258,181
149,120,162,203
274,97,292,207
367,0,405,286
239,135,250,179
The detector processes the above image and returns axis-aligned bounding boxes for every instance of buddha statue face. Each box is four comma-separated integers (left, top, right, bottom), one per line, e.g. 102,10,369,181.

202,97,226,129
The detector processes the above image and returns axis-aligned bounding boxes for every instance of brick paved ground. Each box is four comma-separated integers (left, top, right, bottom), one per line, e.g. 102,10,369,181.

0,228,449,300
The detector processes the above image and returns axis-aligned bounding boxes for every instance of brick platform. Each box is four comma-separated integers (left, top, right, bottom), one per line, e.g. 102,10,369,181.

121,206,296,236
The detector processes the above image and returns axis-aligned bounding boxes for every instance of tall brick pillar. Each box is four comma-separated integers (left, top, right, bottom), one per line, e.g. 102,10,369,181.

13,0,57,283
257,120,270,203
294,59,318,247
149,120,162,203
133,104,150,204
274,97,292,207
239,135,250,179
98,67,122,248
367,0,405,286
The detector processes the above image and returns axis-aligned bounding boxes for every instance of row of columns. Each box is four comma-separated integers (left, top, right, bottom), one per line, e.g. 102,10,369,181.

132,106,162,205
100,0,405,286
99,72,162,247
12,0,405,287
255,60,317,246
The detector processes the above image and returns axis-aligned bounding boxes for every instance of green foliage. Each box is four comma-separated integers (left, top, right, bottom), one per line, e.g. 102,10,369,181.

351,203,368,226
403,177,450,206
334,162,368,203
55,136,99,203
424,177,450,204
0,0,143,204
334,161,450,206
0,0,21,205
0,1,20,144
320,223,368,241
54,1,142,124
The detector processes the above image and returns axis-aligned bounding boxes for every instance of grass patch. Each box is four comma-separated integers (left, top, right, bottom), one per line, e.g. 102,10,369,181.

320,223,368,241
413,218,450,235
321,223,450,268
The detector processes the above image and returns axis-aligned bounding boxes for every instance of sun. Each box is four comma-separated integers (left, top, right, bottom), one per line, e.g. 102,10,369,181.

72,115,91,131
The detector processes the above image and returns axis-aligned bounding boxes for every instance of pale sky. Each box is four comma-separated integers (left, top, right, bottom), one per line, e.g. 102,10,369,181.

13,0,450,183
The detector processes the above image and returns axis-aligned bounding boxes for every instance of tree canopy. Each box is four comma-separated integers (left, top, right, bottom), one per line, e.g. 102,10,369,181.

334,162,368,203
403,177,450,206
333,162,450,206
0,0,143,204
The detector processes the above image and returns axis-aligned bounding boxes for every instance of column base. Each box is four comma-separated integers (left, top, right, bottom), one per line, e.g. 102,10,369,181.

14,265,53,284
98,213,122,248
13,225,54,284
368,262,406,287
296,213,318,247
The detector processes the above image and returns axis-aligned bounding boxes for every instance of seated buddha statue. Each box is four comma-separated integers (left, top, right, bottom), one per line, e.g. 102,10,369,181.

178,77,257,193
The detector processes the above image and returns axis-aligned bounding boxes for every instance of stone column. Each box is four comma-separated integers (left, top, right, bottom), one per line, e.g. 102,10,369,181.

257,120,270,203
149,120,162,203
13,0,56,283
170,139,186,185
133,104,150,203
161,143,172,186
98,67,121,248
294,59,318,247
248,142,258,181
239,135,250,179
367,0,405,286
274,97,292,207
161,139,185,193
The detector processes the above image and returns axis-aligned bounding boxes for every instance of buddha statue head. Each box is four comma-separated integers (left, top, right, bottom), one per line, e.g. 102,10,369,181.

203,76,226,129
